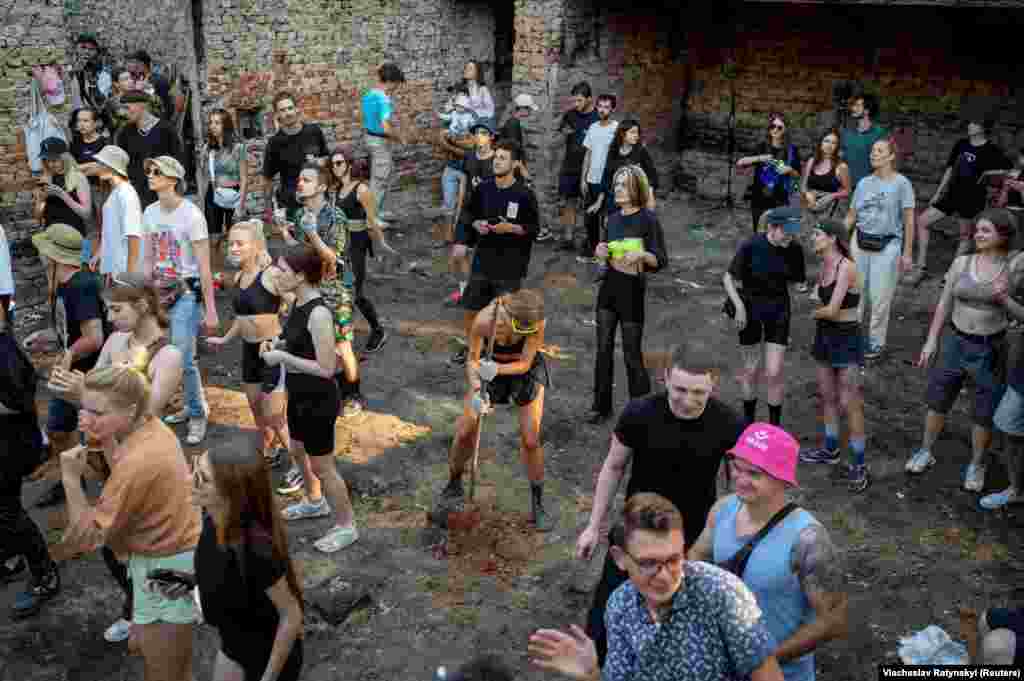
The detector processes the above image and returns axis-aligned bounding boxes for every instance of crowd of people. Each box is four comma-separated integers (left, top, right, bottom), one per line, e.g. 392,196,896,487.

3,45,1024,679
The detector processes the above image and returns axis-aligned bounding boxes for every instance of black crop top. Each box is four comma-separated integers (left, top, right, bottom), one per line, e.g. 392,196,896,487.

283,297,325,361
233,269,280,316
336,185,367,221
806,163,840,193
818,258,860,310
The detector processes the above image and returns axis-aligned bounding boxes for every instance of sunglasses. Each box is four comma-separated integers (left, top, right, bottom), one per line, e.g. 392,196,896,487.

145,168,163,177
510,317,539,335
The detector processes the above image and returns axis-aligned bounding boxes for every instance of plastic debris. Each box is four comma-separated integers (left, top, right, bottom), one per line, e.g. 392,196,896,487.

897,625,969,665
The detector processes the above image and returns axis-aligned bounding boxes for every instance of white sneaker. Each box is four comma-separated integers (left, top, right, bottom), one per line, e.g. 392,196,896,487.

277,465,304,495
964,462,988,493
314,525,359,553
905,448,936,474
104,618,132,643
186,414,209,445
163,409,188,425
283,497,330,521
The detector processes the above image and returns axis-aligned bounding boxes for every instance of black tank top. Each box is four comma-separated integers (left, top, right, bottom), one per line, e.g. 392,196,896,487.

492,335,526,361
233,269,280,316
806,163,840,193
818,258,860,310
44,176,87,234
283,297,325,361
336,184,367,220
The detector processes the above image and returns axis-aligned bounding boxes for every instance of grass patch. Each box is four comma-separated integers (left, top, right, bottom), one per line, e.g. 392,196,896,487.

877,542,900,561
509,591,530,610
830,509,866,543
447,606,479,627
560,285,595,308
431,255,449,276
346,607,372,627
416,574,446,593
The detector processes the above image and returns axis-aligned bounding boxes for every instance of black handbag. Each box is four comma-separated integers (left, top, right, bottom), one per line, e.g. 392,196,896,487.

856,229,896,253
719,503,798,578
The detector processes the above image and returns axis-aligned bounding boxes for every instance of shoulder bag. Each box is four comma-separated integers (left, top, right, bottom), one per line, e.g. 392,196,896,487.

209,147,241,210
718,502,798,578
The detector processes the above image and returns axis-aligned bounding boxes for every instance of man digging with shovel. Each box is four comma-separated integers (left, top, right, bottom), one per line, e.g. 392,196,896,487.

429,289,555,531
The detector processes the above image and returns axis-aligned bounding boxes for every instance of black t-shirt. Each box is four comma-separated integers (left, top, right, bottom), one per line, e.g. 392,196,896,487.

728,233,806,300
53,270,103,373
615,394,743,545
605,209,668,274
195,514,289,643
262,124,329,211
460,177,539,282
602,145,659,193
115,120,182,207
499,118,526,163
43,175,87,235
947,138,1011,206
70,137,108,166
559,109,600,176
463,150,495,187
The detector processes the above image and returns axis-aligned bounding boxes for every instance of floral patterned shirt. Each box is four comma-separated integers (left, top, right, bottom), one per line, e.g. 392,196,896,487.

603,561,777,681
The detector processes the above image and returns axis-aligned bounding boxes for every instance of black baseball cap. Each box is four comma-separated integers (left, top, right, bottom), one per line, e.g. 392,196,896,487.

39,137,69,160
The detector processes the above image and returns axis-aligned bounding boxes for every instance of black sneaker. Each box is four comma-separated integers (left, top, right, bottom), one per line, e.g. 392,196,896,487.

364,328,389,354
427,478,465,527
35,481,66,508
449,347,468,366
11,565,61,620
0,556,27,584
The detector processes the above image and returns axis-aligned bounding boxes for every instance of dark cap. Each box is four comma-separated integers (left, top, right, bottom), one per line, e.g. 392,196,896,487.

764,206,802,234
470,121,495,136
39,137,69,160
811,218,848,242
120,91,150,104
76,32,99,46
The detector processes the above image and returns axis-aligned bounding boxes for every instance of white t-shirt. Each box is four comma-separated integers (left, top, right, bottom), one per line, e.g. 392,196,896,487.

583,120,620,184
142,198,209,283
100,182,143,275
0,224,13,296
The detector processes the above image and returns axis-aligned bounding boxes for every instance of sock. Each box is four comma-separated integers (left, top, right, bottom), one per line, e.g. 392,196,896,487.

743,399,758,424
768,403,782,426
350,378,362,399
850,438,866,467
823,423,839,452
458,280,467,294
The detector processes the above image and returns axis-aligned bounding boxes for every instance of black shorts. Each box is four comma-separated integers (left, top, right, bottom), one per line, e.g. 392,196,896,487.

559,173,583,198
933,194,985,221
242,342,284,393
486,355,550,406
222,633,303,681
461,275,522,312
286,376,340,457
739,297,791,346
812,320,863,368
985,608,1024,667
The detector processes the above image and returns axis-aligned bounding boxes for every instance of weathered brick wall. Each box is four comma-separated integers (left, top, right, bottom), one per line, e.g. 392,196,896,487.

680,4,1024,203
199,0,499,215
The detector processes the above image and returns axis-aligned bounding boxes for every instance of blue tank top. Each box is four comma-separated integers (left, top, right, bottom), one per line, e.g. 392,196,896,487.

712,495,817,681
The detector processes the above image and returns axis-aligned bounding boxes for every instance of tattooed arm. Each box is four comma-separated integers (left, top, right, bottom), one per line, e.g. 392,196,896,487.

773,523,849,663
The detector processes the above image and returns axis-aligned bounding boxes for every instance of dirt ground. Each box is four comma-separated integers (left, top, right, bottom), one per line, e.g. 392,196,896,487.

3,191,1024,680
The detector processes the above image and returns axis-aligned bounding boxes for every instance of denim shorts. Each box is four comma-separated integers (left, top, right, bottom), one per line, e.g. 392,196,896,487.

812,320,864,368
925,325,1006,427
442,165,465,212
130,549,200,625
47,397,80,434
994,386,1024,436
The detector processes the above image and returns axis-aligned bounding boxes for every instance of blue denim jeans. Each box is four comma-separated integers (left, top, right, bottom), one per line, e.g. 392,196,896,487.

169,291,207,418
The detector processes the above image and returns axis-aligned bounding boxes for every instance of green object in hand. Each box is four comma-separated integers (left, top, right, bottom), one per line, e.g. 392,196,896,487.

608,238,644,260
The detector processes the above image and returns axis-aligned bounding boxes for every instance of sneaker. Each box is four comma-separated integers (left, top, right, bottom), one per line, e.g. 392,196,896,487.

163,408,189,425
35,481,66,508
848,464,870,494
427,478,465,527
444,290,462,307
277,464,304,495
342,396,365,419
903,265,927,286
905,448,936,474
103,617,132,643
963,462,988,492
0,556,26,584
980,487,1023,510
11,566,60,620
313,525,359,553
536,227,554,242
800,447,840,465
264,448,285,469
449,347,468,366
364,328,389,354
282,497,331,521
186,414,209,446
864,345,885,362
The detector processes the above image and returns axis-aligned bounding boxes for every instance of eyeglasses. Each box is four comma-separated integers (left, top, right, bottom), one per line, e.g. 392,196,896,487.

622,548,685,577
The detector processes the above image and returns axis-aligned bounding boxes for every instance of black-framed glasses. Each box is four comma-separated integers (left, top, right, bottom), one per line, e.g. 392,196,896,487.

622,548,685,577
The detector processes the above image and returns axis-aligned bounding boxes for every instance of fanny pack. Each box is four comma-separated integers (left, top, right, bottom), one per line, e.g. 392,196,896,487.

857,229,897,252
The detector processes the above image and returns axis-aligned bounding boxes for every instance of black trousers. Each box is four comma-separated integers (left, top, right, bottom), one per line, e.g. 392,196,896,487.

0,415,53,580
593,270,651,414
204,190,235,236
348,231,380,332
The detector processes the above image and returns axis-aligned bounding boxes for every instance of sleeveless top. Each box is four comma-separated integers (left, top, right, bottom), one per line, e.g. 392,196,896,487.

44,175,87,234
712,495,817,681
335,184,368,227
282,296,335,395
818,258,860,310
492,335,526,361
953,256,1007,314
233,269,280,316
806,162,840,193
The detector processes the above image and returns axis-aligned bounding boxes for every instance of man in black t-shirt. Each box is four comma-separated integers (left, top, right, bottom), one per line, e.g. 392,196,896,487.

262,91,330,228
908,118,1012,284
25,224,105,508
114,91,181,207
574,342,744,666
449,139,539,365
556,83,598,250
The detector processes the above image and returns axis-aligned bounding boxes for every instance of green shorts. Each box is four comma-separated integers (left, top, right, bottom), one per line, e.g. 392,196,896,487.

129,550,200,625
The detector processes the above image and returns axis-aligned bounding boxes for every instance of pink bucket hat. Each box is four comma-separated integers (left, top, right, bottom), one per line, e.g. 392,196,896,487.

728,423,799,486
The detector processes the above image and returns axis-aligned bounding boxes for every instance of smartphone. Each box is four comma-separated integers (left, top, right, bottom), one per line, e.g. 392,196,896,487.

147,568,196,589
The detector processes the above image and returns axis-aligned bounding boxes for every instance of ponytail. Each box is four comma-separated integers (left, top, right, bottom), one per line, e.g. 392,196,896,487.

84,354,152,422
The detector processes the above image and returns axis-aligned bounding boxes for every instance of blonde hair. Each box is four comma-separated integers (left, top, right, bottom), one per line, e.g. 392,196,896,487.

84,354,152,422
611,164,652,209
231,219,272,269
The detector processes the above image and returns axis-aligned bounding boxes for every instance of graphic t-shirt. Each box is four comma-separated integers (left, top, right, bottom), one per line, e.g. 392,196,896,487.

142,198,208,288
583,120,619,185
463,150,495,188
361,88,393,135
53,270,104,372
751,142,801,207
262,124,329,211
946,138,1011,208
851,173,915,238
558,108,599,176
100,182,143,275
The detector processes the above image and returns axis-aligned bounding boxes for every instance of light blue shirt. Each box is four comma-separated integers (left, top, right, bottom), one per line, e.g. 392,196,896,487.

852,173,915,238
0,224,12,296
361,88,392,135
